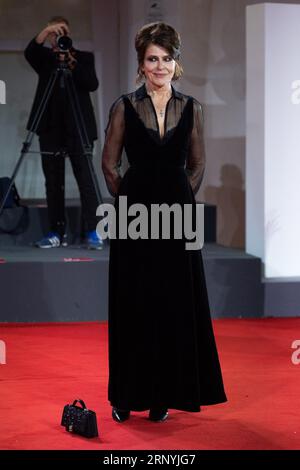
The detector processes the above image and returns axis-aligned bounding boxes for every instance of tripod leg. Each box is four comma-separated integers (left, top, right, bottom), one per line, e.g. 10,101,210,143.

64,71,104,207
0,70,60,217
29,70,58,133
0,140,32,215
80,147,103,206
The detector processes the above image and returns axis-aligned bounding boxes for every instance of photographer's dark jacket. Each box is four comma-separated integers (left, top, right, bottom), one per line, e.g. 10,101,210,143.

24,37,98,141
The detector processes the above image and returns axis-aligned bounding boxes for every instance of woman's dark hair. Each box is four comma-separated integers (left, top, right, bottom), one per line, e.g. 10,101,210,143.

135,22,183,83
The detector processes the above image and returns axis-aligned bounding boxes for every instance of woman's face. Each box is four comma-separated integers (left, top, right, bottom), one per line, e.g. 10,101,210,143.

142,43,176,88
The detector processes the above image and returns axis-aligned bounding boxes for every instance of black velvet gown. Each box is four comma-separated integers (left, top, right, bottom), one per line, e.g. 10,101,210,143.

102,83,227,412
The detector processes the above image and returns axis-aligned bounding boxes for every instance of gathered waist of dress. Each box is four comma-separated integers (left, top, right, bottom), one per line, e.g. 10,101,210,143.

129,163,186,171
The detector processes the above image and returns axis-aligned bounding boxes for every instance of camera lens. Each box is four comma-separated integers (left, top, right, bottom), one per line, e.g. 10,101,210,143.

56,35,72,51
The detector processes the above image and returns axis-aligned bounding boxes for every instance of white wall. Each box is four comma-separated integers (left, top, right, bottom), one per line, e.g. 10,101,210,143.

247,2,300,278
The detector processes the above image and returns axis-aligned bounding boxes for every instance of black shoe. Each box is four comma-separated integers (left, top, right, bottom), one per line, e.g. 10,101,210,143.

149,407,169,422
112,407,130,422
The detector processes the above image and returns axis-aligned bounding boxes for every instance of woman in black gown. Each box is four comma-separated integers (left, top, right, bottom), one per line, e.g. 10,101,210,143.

102,22,227,423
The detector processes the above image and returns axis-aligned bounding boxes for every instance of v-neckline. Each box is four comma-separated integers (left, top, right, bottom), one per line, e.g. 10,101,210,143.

124,95,192,146
146,92,173,140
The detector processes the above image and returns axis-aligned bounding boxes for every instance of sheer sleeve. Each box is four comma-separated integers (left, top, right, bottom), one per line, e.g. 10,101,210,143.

185,99,206,195
101,97,125,197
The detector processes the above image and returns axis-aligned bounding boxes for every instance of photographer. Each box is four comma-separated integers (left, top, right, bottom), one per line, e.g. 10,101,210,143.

24,16,103,249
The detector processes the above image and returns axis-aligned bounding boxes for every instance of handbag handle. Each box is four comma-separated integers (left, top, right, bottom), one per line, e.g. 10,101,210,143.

72,399,87,409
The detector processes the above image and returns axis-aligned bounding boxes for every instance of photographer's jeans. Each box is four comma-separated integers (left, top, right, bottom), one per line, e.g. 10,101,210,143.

39,129,98,236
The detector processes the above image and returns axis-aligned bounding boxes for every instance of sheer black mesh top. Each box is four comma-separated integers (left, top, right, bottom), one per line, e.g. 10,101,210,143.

102,83,206,197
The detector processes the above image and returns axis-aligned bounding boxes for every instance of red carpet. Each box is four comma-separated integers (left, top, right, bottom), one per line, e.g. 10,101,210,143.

0,318,299,450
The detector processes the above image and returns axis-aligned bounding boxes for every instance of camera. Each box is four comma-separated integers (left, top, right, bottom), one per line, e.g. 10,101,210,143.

56,34,72,52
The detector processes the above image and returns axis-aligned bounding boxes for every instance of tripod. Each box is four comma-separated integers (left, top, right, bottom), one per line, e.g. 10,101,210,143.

0,54,104,240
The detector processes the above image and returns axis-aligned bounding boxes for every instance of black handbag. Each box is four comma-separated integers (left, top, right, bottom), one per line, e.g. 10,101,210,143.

61,399,99,438
0,177,20,209
0,177,29,234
